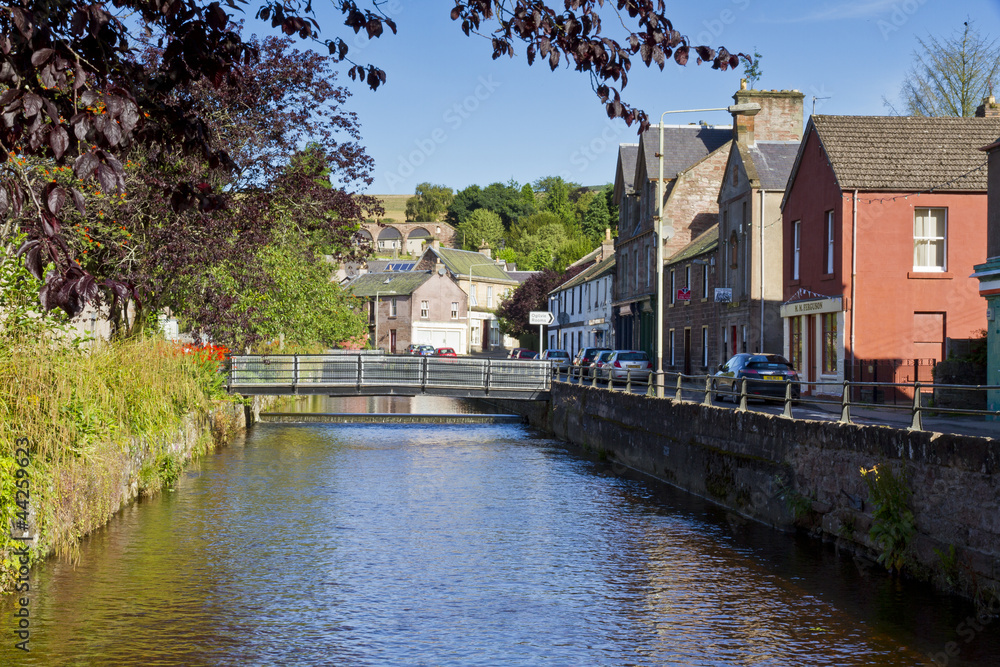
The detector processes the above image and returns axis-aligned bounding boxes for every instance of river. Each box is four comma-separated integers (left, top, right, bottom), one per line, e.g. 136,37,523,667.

2,395,996,666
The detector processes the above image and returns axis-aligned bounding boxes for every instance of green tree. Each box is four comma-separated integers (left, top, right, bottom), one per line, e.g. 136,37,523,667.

742,48,763,89
405,183,454,221
533,175,580,225
581,190,612,242
458,209,505,252
446,184,484,228
480,180,536,229
889,21,1000,117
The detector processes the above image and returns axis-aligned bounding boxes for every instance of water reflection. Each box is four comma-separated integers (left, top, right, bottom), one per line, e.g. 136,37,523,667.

0,399,995,665
276,394,484,414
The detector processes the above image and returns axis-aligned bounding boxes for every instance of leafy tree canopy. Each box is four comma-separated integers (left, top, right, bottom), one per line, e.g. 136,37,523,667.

457,208,505,252
405,182,453,221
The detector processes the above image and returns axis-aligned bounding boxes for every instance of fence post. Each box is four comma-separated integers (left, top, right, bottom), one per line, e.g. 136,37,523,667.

608,371,614,391
292,355,299,393
485,359,492,395
647,373,655,397
909,381,923,431
591,366,598,388
675,374,683,402
703,376,713,406
357,354,363,391
782,380,793,419
421,355,428,394
840,380,851,423
738,378,748,411
626,369,632,394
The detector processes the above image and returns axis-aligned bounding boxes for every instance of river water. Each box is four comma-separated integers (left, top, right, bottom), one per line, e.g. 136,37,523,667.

2,396,997,666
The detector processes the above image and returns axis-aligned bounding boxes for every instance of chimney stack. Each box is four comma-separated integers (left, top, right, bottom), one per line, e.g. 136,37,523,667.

976,95,999,118
731,88,805,145
601,228,614,260
478,239,492,259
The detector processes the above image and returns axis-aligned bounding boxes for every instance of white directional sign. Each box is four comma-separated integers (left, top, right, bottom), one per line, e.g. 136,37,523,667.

529,311,555,326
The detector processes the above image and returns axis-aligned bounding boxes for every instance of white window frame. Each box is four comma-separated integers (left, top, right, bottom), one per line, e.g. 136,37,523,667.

669,328,676,365
913,207,947,272
389,297,397,318
487,285,494,308
825,211,835,275
702,264,709,299
420,300,429,319
470,283,478,306
792,221,801,280
451,301,458,319
670,270,676,304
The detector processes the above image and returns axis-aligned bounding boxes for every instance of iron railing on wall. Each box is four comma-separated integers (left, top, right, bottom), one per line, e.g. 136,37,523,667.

552,366,999,432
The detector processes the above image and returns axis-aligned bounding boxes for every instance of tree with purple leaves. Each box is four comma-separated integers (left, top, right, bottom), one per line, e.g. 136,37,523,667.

1,1,743,326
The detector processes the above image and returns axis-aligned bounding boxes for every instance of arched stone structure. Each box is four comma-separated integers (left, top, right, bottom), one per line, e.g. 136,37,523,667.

356,221,458,256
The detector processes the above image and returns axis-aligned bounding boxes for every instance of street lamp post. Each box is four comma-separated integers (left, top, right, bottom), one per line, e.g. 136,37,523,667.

467,262,497,354
653,103,760,397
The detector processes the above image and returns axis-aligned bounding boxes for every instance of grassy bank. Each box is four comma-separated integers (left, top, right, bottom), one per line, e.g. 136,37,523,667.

0,337,239,593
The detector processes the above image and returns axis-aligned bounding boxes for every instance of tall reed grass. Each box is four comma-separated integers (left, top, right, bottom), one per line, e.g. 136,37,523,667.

0,336,230,592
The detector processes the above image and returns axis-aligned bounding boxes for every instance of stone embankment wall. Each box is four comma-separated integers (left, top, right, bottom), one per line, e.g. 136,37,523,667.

517,384,999,599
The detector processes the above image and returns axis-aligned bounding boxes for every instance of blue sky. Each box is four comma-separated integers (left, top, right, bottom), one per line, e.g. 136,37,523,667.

244,1,1000,195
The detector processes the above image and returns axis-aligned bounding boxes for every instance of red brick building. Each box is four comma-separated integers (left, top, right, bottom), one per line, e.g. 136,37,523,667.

781,114,1000,395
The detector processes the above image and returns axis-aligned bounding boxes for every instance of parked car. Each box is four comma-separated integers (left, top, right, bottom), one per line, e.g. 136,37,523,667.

405,343,435,356
508,348,538,360
589,350,615,379
433,347,457,357
572,347,611,377
713,353,800,402
541,349,571,372
603,350,653,382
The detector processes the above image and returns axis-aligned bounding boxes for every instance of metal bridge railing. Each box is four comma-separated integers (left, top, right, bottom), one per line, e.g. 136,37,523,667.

551,366,1000,431
224,354,551,395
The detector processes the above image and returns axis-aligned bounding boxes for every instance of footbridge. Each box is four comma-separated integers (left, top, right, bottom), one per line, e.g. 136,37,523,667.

224,354,552,400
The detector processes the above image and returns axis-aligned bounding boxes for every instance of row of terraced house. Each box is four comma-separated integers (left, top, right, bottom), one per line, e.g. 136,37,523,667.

546,83,1000,398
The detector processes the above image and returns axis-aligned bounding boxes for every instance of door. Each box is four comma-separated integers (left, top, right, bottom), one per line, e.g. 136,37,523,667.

731,326,737,357
683,328,692,375
806,316,816,387
390,329,397,355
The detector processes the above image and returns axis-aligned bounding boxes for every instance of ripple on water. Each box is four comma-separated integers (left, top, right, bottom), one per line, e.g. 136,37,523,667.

0,419,982,666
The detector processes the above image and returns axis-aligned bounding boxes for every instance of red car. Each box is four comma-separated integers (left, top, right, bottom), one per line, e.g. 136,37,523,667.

433,347,457,357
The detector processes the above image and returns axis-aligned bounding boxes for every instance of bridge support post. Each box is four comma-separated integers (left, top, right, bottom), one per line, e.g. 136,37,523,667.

485,359,492,395
293,355,299,394
357,354,363,392
421,356,428,394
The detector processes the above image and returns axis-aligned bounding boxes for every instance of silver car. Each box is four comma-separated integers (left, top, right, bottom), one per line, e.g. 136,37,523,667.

541,349,571,372
603,350,653,381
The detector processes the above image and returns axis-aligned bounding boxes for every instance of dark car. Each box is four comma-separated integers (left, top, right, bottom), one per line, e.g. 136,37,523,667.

433,347,457,357
406,343,435,356
572,347,611,378
713,353,800,402
508,348,538,360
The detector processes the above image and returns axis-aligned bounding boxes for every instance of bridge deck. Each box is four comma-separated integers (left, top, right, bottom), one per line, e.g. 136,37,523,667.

224,354,552,400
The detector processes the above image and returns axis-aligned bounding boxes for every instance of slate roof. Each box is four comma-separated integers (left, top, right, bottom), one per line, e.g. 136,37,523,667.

807,115,1000,191
366,260,417,273
638,125,732,182
617,144,639,192
550,255,616,294
427,247,519,283
505,271,538,284
667,224,719,265
347,271,430,297
746,141,800,190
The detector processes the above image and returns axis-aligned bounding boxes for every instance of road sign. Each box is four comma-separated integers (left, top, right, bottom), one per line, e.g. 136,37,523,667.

529,311,555,326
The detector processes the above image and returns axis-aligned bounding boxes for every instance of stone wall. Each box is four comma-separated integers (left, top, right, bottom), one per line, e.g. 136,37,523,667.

543,383,999,599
